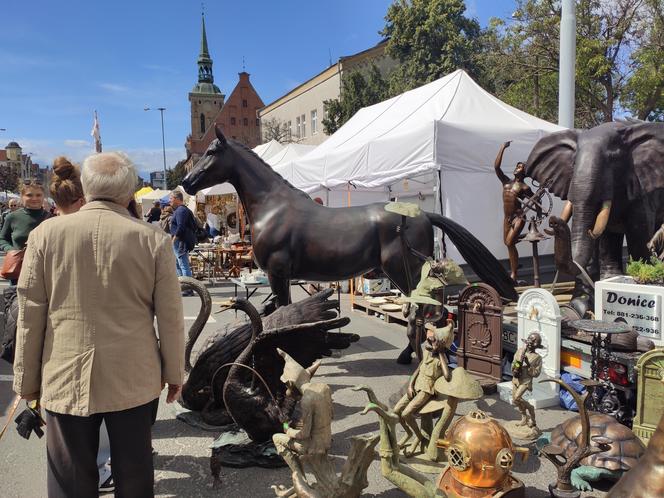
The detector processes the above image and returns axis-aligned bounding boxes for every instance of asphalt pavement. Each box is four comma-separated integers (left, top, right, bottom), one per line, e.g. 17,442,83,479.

0,281,611,498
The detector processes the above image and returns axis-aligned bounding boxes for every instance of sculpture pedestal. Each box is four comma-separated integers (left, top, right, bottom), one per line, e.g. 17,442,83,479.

497,380,559,409
505,420,541,441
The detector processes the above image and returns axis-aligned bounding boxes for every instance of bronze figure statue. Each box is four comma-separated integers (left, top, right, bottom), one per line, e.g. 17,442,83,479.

271,351,378,498
182,125,518,307
393,320,453,456
494,140,538,283
511,332,544,436
647,223,664,261
607,372,664,498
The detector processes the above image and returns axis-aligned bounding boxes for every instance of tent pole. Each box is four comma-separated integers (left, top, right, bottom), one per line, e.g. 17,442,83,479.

347,182,354,307
434,169,444,259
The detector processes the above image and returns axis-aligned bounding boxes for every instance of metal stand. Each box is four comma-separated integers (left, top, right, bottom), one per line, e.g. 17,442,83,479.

570,319,630,417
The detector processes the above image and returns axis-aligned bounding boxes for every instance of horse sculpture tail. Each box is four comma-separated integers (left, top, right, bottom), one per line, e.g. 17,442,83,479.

426,213,518,302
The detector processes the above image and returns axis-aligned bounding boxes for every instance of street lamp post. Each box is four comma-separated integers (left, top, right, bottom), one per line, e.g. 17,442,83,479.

144,107,167,189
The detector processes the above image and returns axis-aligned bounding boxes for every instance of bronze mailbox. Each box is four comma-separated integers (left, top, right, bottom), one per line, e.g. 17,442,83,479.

457,283,504,384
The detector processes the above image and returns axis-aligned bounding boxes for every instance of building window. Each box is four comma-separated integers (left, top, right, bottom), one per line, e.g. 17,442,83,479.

296,116,301,138
242,99,248,108
231,117,236,125
200,114,206,134
243,118,248,126
255,118,260,126
301,114,306,138
311,109,318,135
287,120,292,140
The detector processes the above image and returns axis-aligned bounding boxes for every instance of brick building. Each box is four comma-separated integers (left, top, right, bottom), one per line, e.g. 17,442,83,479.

184,14,264,171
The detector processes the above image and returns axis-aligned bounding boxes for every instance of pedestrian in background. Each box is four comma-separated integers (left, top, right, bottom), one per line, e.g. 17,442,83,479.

13,151,184,498
0,198,21,232
169,191,196,279
160,205,174,234
145,200,162,224
0,181,50,284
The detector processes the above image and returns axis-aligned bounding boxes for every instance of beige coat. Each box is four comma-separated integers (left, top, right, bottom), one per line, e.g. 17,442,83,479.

13,201,185,416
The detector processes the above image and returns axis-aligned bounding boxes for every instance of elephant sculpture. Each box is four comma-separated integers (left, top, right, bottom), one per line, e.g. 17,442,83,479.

526,120,664,314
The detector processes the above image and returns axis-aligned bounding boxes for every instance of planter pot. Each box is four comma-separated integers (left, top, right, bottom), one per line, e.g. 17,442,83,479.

595,275,664,347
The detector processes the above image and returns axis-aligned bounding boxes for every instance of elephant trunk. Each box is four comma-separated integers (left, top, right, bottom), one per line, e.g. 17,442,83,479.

588,200,612,240
571,207,597,269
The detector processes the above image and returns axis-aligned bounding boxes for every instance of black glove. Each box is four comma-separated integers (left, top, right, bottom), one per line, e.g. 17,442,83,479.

14,405,45,440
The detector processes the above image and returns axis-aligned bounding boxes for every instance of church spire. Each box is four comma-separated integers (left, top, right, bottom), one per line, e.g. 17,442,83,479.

192,10,221,94
197,13,214,84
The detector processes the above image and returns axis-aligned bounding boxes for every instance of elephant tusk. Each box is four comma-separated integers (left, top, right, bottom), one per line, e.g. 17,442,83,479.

588,201,612,240
560,201,573,223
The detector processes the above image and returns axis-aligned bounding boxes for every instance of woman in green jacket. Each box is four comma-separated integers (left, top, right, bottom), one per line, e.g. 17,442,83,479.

0,180,50,283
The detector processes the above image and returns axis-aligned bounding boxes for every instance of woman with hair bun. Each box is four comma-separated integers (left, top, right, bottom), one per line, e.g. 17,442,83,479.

50,156,85,214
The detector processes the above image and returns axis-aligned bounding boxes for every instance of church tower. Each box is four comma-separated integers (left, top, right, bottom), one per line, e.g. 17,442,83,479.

188,13,223,141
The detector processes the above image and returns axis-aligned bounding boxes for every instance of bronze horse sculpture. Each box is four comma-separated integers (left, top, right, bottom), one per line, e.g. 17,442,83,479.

183,125,517,307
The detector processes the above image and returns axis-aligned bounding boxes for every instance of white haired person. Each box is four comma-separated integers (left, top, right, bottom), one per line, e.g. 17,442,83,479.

13,151,184,498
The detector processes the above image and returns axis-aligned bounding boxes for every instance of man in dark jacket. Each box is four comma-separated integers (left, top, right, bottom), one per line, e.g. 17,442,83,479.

145,200,162,223
169,191,196,279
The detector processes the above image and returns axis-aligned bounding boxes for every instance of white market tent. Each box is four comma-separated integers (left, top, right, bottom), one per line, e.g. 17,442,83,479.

267,143,316,167
253,139,284,162
277,69,565,261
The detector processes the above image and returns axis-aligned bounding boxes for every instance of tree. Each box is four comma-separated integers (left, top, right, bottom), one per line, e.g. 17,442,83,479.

382,0,483,95
262,117,291,143
622,0,664,121
0,164,19,193
322,65,389,135
481,0,664,127
167,160,187,189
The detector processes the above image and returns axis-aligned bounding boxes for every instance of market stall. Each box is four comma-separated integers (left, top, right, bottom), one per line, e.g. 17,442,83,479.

276,69,565,262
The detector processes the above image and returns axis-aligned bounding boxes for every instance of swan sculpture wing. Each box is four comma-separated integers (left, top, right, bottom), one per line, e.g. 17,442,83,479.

223,315,357,442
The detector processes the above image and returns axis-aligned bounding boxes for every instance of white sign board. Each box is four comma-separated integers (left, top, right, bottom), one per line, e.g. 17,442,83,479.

596,276,664,346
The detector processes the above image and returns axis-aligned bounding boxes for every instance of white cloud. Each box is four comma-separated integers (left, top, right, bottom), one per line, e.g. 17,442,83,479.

12,138,185,180
63,139,90,148
466,0,478,18
99,82,131,93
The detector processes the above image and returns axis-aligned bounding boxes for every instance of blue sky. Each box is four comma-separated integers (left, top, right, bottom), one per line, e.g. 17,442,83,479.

1,0,516,179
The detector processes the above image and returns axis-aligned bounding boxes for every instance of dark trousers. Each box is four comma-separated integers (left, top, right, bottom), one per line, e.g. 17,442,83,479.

46,399,156,498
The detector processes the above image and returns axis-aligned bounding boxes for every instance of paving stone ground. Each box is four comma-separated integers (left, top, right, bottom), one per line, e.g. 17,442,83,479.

0,282,610,498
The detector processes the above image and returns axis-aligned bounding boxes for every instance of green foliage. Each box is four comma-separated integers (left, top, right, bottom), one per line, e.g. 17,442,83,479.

322,65,388,135
481,0,664,127
0,164,19,193
382,0,482,94
167,160,187,190
626,257,664,285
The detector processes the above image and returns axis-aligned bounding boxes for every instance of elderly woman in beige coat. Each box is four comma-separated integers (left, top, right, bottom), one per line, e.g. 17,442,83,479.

12,151,185,498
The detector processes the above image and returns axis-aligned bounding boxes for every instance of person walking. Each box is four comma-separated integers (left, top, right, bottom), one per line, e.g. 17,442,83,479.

169,190,196,279
0,198,20,231
159,205,174,234
145,200,162,224
13,151,184,498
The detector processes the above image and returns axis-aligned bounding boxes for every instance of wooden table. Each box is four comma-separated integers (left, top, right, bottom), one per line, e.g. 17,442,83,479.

220,246,252,278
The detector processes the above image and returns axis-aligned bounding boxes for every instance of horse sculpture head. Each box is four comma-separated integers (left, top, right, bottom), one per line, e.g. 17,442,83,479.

182,125,236,195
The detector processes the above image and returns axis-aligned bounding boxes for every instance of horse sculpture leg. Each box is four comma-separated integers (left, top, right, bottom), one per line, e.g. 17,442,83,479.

268,274,291,307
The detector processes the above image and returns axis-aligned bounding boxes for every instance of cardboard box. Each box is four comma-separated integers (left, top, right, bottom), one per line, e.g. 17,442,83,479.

362,278,391,295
